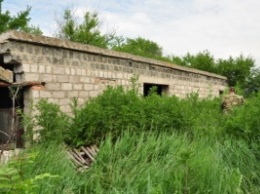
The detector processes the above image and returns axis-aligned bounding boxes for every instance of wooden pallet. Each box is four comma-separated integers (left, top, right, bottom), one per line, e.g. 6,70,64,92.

67,145,99,172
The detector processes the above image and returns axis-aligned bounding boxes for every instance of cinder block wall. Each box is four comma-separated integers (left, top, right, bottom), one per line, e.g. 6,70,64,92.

0,31,226,114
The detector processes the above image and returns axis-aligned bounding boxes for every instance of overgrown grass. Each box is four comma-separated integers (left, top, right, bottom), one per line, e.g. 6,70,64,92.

81,131,260,194
1,85,260,193
1,131,259,194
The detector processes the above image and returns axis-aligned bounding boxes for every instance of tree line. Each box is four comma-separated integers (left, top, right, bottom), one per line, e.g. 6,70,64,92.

1,0,259,96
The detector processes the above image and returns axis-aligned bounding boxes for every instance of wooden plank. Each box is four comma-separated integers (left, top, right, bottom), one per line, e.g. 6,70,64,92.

67,151,83,167
0,81,45,88
81,146,95,161
70,150,87,168
73,148,88,164
86,147,96,157
0,66,13,83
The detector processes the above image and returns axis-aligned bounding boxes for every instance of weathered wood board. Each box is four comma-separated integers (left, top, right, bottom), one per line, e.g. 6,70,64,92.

0,66,13,83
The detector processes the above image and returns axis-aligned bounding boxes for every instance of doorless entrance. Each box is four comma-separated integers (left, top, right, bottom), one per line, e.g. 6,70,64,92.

143,83,169,96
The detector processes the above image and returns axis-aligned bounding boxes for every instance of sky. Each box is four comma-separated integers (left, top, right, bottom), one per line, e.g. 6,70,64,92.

2,0,260,66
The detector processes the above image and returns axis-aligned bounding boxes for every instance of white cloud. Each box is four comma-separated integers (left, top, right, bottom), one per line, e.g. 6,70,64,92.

2,0,260,66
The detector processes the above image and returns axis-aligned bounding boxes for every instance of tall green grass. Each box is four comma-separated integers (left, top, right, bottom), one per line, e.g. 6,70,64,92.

80,131,259,194
1,85,259,193
2,130,258,194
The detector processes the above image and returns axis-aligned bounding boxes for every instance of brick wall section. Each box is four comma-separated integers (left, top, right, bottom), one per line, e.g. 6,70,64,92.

0,31,226,114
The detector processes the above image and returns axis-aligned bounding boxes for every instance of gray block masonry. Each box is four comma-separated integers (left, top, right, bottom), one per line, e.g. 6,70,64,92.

0,30,226,114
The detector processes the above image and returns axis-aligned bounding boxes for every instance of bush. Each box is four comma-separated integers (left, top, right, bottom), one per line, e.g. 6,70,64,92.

65,86,224,147
223,94,260,146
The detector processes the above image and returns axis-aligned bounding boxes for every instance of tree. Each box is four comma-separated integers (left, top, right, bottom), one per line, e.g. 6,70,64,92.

0,0,42,35
57,9,114,48
170,51,218,73
170,51,255,88
242,68,260,96
169,55,187,66
217,55,254,87
112,37,163,59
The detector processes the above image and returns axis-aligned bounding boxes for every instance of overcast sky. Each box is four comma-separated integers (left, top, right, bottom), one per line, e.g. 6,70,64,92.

3,0,260,66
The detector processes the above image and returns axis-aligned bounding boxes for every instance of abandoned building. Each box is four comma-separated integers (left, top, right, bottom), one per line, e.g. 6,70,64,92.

0,30,227,148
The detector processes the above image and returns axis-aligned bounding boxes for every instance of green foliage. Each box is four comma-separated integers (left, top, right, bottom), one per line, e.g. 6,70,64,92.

21,99,69,145
217,55,254,87
21,85,259,151
3,86,260,193
0,152,59,194
171,51,218,73
0,0,42,35
79,131,259,194
57,9,114,48
170,51,255,88
242,67,260,96
33,86,224,147
112,37,163,59
19,144,79,193
224,94,260,145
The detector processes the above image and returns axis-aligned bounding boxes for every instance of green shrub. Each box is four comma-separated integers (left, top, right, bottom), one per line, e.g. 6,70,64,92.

64,86,224,147
21,99,69,145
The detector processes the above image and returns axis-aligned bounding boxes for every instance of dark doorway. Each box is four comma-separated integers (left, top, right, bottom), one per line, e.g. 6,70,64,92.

143,83,169,96
0,87,24,148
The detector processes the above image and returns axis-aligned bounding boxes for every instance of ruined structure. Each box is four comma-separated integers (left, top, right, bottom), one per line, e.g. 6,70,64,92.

0,30,227,147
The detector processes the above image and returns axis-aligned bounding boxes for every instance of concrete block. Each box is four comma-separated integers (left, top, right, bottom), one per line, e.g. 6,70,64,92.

30,65,38,73
24,73,39,81
79,91,89,98
52,91,66,98
69,75,80,83
31,90,39,98
71,68,76,75
22,64,30,72
56,75,69,82
40,74,55,82
61,83,72,90
46,66,52,73
73,83,83,90
81,69,87,76
80,76,91,83
76,68,82,75
84,84,93,90
45,83,61,90
53,66,65,74
39,91,52,98
39,65,45,73
67,91,79,98
65,67,71,75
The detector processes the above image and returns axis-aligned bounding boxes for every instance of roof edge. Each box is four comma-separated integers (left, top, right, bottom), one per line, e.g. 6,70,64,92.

0,30,226,80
